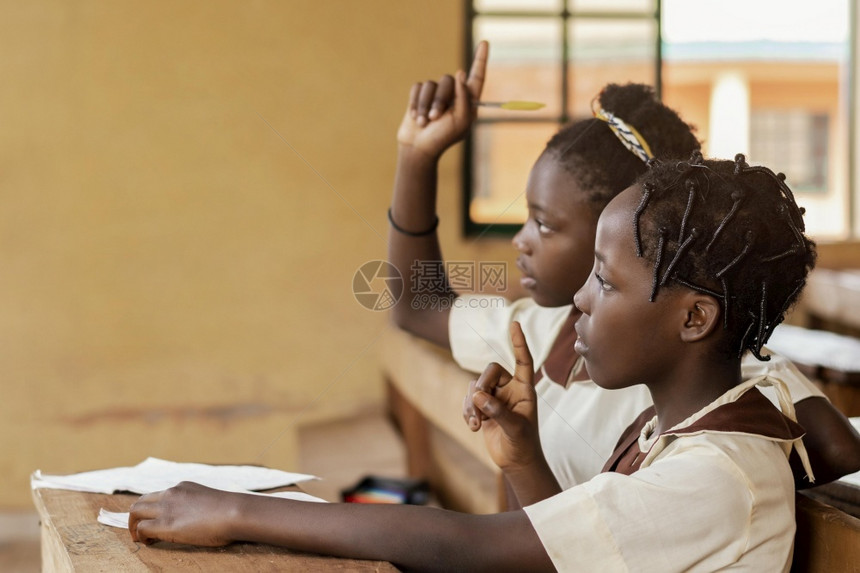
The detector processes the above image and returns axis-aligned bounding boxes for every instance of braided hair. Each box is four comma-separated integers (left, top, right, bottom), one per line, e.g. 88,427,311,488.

634,152,817,360
544,83,700,212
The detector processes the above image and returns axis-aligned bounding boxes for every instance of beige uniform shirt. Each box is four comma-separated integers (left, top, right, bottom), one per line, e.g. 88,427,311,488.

523,377,803,572
449,295,825,488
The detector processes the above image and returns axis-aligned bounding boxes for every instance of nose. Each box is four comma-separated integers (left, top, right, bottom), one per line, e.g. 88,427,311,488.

512,225,532,255
573,282,590,315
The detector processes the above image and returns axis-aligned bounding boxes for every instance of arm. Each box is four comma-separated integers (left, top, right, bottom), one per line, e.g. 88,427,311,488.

128,482,553,573
793,396,860,488
388,41,488,348
466,322,562,506
745,352,860,487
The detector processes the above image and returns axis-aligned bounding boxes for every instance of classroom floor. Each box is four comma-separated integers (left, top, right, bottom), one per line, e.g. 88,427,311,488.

297,407,409,503
0,408,408,573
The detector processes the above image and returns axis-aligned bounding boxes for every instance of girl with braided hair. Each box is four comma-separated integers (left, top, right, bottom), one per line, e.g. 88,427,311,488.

466,153,818,569
391,41,859,492
129,153,813,572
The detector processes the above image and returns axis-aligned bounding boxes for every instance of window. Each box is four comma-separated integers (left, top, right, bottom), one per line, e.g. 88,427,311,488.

465,0,854,239
750,110,829,192
464,0,661,236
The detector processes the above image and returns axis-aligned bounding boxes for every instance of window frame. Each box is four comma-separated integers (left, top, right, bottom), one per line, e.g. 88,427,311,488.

461,0,663,238
462,0,858,239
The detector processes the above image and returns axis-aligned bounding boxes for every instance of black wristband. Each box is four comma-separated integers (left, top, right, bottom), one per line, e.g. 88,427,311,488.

388,208,439,237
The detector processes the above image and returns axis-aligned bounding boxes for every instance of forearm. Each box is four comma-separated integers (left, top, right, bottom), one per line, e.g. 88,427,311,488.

388,145,456,347
390,145,443,234
231,496,551,572
503,458,563,508
793,396,860,488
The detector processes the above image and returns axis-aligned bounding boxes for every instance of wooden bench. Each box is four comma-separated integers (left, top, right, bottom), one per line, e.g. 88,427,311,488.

793,491,860,572
381,326,505,513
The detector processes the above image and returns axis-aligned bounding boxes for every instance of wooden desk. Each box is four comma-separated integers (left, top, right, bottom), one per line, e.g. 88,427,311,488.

765,324,860,416
32,487,399,572
804,268,860,335
804,479,860,520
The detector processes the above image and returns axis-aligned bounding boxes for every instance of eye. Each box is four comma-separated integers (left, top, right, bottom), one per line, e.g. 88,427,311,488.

535,219,552,234
595,272,613,292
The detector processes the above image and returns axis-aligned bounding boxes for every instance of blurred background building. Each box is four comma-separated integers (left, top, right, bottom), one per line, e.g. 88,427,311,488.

469,0,852,239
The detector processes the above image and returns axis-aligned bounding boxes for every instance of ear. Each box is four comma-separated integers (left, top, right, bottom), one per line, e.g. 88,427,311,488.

679,293,721,343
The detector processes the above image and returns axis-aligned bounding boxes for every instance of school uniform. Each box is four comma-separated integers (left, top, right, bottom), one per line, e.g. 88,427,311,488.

449,295,825,489
523,376,805,572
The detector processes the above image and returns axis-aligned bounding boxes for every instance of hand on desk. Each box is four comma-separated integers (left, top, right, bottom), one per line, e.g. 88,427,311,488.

129,482,237,547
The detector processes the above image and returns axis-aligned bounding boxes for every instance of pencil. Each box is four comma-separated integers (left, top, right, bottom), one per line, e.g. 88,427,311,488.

477,101,545,111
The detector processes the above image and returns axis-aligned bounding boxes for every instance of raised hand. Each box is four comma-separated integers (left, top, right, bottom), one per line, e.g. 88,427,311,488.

396,40,488,159
465,322,544,473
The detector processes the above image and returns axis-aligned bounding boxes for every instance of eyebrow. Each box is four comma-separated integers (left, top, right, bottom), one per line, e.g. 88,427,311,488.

594,250,606,263
527,200,546,213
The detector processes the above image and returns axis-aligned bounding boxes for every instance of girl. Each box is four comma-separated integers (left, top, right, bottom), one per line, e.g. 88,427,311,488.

390,41,860,490
130,153,814,571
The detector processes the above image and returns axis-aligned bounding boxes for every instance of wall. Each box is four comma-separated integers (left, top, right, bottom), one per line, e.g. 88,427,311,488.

0,1,518,508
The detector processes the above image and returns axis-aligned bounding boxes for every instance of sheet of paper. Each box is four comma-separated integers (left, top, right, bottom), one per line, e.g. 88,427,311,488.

32,457,318,495
98,509,130,529
98,489,327,529
767,324,860,373
839,418,860,487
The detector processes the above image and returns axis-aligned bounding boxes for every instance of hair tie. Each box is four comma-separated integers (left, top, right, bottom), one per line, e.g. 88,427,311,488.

388,208,439,237
592,101,654,163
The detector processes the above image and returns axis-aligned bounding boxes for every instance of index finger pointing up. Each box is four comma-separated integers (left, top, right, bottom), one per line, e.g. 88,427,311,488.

466,40,489,100
510,321,535,386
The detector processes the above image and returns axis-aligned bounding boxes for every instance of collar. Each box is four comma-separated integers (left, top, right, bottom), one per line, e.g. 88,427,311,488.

602,376,814,482
658,377,804,441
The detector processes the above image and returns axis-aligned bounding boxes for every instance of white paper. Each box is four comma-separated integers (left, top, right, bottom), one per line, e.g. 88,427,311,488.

98,489,327,529
98,509,130,528
766,324,860,373
838,418,860,488
32,457,318,495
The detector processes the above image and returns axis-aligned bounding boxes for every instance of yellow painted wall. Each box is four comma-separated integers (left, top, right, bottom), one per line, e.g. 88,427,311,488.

0,1,519,508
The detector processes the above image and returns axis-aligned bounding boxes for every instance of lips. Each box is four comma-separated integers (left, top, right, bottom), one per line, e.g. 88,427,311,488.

573,320,588,356
517,258,537,289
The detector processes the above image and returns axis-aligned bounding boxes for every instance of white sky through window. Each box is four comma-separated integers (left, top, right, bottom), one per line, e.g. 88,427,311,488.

662,0,848,44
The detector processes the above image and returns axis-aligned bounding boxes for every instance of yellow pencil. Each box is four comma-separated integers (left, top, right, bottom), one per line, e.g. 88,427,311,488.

477,101,545,111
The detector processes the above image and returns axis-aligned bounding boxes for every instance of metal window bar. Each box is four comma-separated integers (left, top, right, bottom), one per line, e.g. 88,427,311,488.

462,0,662,237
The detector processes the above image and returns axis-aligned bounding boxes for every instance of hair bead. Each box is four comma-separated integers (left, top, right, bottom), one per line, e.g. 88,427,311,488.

678,179,696,242
761,247,798,264
733,153,748,175
721,277,731,329
705,192,743,253
660,228,698,286
715,231,754,279
650,228,668,302
633,184,653,257
737,315,757,358
753,281,769,360
673,276,724,300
